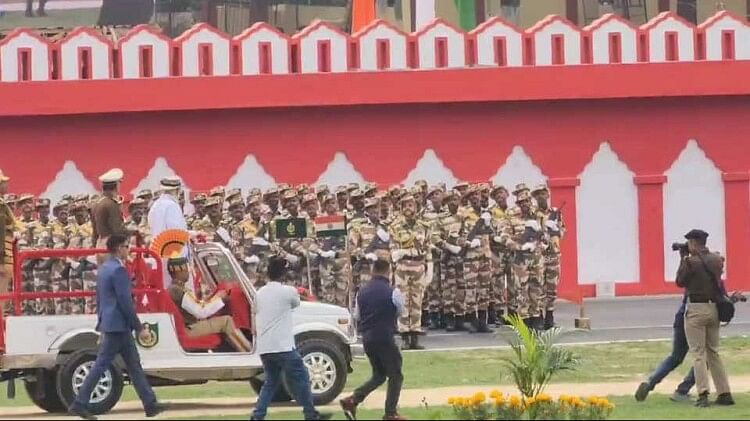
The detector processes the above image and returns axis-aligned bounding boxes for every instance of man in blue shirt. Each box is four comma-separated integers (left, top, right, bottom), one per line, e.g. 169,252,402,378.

340,259,407,421
69,235,166,420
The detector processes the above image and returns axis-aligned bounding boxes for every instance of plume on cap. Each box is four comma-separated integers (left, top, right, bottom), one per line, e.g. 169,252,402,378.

150,229,190,259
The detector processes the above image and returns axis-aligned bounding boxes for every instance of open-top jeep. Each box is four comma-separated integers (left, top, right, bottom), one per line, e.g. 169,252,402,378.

0,242,356,415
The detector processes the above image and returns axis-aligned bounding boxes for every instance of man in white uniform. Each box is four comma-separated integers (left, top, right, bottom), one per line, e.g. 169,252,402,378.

148,177,189,289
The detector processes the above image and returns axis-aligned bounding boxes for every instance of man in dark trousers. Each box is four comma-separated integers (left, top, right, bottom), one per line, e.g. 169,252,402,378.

68,235,166,420
340,259,407,421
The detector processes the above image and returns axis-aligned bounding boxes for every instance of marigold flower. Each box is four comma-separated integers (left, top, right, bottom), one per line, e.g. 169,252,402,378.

448,397,456,405
537,393,552,403
474,392,487,403
510,396,523,408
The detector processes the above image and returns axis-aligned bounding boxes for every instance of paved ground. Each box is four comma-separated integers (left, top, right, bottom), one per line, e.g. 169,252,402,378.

408,295,750,352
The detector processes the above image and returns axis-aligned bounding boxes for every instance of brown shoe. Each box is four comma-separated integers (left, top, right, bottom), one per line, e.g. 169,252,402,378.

340,396,358,421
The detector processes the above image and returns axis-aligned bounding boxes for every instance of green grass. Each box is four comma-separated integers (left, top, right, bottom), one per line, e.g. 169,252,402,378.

3,337,750,408
167,393,750,420
0,8,100,30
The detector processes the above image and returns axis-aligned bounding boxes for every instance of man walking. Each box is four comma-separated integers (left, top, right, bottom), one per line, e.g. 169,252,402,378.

68,235,166,420
251,257,330,421
340,259,407,421
676,229,734,408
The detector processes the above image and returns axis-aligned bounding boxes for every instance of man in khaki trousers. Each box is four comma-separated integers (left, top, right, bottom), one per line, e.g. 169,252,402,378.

676,229,734,408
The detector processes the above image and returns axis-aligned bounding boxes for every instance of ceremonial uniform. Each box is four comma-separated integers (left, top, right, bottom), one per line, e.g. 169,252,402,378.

270,191,315,289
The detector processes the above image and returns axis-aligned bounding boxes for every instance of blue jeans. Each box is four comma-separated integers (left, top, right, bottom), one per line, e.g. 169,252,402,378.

647,314,696,394
252,350,318,421
73,332,157,410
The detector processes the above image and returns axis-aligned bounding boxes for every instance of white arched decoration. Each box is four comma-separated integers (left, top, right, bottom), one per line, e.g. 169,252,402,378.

490,146,547,207
175,23,231,77
585,13,639,64
471,17,523,67
642,12,696,63
354,20,409,72
663,140,726,280
294,20,349,74
527,15,582,66
0,29,51,82
41,161,97,206
403,149,459,188
235,22,290,76
59,27,112,80
699,11,750,61
226,154,277,195
414,19,466,70
316,152,367,186
117,25,172,79
577,143,639,285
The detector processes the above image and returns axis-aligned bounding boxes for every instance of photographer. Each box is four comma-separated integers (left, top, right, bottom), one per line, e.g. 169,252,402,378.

674,229,733,408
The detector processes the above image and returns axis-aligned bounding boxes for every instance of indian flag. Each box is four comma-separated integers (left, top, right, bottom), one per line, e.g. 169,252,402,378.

315,215,347,238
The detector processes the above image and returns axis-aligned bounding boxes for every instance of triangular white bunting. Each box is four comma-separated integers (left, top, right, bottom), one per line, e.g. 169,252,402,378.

226,155,277,196
41,161,97,206
316,152,367,188
402,149,459,188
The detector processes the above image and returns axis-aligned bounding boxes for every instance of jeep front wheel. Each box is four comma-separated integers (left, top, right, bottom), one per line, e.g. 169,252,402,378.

56,350,124,416
285,338,348,406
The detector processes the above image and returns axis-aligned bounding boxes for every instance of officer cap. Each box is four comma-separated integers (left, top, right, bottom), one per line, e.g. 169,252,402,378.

283,190,298,201
128,197,146,209
99,168,124,184
453,182,469,192
492,185,508,195
204,197,222,208
54,199,70,210
246,195,261,206
347,183,360,192
226,188,242,203
137,189,153,199
335,186,349,196
684,229,709,241
160,176,182,191
350,189,364,199
264,187,279,197
426,186,442,198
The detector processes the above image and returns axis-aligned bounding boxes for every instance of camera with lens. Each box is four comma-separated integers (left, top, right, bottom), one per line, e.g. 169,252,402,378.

672,242,689,254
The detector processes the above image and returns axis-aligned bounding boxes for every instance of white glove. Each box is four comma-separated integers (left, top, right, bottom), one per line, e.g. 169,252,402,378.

521,242,536,252
365,253,378,262
469,239,481,249
545,220,560,231
481,212,492,225
493,236,504,244
525,220,542,232
244,255,260,264
216,227,231,244
285,253,300,265
391,250,407,262
85,256,98,265
69,261,81,270
376,228,390,242
320,250,336,259
252,237,269,247
445,244,462,255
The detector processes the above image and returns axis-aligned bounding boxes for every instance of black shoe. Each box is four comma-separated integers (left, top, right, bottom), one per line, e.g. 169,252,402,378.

544,310,556,330
340,396,358,420
635,382,651,402
445,314,457,332
145,402,169,418
421,310,430,328
466,313,479,334
475,310,494,333
695,393,711,408
522,317,533,330
69,405,98,421
533,316,545,331
400,333,410,351
409,333,425,350
715,393,735,406
454,315,468,331
487,309,498,326
439,312,447,329
428,313,441,330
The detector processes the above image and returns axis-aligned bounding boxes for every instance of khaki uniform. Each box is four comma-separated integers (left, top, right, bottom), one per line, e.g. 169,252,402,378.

436,211,463,318
16,218,37,315
490,206,512,316
27,219,55,315
389,216,432,333
420,208,442,315
318,213,350,308
69,221,96,314
49,219,72,314
461,208,494,314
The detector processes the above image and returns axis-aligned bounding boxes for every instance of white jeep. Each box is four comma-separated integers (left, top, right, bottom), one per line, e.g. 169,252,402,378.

0,242,356,415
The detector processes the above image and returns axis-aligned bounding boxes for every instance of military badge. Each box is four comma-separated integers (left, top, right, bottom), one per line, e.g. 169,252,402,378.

136,322,159,349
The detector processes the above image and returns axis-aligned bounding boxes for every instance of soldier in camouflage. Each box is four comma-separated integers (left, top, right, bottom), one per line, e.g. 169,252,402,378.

532,184,565,330
28,198,55,315
271,190,315,289
434,191,465,331
49,200,72,314
187,193,207,231
460,187,495,333
125,198,150,248
489,185,512,325
389,194,432,350
238,195,272,287
301,194,323,299
348,197,390,301
317,195,350,308
15,195,37,315
421,186,444,330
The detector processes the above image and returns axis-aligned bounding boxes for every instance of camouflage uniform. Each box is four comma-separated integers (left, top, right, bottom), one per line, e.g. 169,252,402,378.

435,205,464,330
533,185,565,329
28,214,55,315
460,204,495,332
490,204,512,320
421,194,443,328
348,200,391,300
72,218,96,315
389,206,432,336
16,212,38,315
270,209,315,289
507,188,545,328
49,210,72,314
317,212,350,308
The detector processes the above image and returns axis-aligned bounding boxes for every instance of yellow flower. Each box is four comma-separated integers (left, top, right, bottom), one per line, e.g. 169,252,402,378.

474,392,487,403
525,397,537,407
510,396,523,408
536,393,552,403
448,397,456,405
490,389,502,399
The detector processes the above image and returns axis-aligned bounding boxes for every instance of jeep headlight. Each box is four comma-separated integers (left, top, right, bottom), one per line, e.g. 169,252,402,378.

337,317,356,341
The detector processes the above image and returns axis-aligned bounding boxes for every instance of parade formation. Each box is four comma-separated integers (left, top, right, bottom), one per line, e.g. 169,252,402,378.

1,173,565,350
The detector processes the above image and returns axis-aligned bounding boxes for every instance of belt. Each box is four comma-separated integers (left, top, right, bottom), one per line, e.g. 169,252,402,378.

689,295,715,304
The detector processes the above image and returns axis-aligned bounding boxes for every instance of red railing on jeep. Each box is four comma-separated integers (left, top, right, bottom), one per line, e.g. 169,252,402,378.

0,247,165,354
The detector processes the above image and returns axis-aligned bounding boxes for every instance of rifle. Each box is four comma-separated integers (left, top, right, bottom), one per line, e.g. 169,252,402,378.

460,211,494,257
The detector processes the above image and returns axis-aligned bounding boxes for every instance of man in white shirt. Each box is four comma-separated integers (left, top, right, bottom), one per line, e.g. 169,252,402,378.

251,257,330,421
148,177,189,288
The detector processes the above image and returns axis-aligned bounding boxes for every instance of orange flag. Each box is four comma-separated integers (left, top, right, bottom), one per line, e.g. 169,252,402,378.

352,0,376,33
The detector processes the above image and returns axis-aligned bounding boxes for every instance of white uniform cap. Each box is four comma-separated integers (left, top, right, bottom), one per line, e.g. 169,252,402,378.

99,168,124,183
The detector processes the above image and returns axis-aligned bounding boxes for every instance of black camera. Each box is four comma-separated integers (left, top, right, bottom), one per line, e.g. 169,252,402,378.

672,242,689,254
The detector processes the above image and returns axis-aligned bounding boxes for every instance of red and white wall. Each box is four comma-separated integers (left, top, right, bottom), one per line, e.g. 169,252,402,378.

2,12,750,299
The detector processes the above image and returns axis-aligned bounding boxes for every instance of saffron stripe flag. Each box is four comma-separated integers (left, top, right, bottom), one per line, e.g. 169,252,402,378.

315,215,347,238
352,0,377,33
